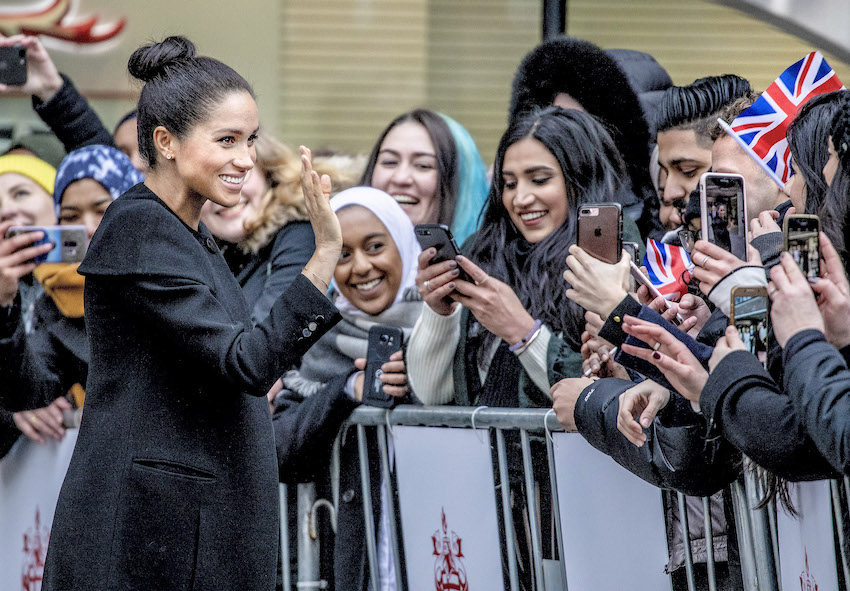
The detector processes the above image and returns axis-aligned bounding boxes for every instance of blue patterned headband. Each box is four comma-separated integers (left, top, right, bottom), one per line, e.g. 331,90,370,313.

53,144,145,213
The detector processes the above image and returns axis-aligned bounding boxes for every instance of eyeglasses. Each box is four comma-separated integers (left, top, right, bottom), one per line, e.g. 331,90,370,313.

678,229,698,253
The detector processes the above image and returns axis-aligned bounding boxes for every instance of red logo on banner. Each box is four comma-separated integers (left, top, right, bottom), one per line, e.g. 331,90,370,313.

21,507,49,591
800,549,818,591
432,507,469,591
0,0,125,45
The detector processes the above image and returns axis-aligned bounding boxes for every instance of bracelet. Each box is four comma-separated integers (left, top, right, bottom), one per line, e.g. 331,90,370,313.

309,271,329,291
509,319,542,352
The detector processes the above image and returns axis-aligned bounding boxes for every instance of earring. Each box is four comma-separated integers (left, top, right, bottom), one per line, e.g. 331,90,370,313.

166,154,173,160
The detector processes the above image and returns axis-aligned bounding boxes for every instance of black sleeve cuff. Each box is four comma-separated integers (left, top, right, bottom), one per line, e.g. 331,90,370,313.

783,329,828,365
598,295,642,347
700,350,771,433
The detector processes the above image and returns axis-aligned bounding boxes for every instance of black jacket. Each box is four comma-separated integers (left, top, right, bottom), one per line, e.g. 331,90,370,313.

41,184,340,591
32,74,114,153
782,329,850,474
0,294,87,457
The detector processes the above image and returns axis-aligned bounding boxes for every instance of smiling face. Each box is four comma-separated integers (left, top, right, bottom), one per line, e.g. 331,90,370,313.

369,121,439,226
335,206,403,316
500,137,569,243
168,91,259,209
59,178,112,242
0,172,57,226
200,163,267,244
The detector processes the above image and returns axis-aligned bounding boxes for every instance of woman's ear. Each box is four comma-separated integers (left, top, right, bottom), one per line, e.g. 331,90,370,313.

152,126,176,163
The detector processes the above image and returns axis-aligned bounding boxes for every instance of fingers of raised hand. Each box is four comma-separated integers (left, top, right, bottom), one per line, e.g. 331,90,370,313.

454,255,487,284
617,392,647,446
13,412,45,444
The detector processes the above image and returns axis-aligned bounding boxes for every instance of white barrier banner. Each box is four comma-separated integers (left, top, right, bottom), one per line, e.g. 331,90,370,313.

777,480,838,591
0,430,78,591
553,432,670,590
394,426,505,591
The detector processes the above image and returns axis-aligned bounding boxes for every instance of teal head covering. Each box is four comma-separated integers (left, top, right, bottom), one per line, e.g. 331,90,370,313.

439,113,489,246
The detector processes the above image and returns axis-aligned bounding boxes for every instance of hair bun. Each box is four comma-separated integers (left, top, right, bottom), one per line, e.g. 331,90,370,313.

128,36,196,83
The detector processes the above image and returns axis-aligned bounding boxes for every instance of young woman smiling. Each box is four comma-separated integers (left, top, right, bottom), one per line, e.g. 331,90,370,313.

41,37,343,591
361,108,489,246
408,106,642,409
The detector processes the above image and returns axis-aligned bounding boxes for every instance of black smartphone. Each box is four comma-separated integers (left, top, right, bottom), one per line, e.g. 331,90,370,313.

362,325,404,408
783,214,820,282
577,203,623,264
414,224,472,283
0,45,27,86
699,173,748,261
730,286,769,368
5,225,87,264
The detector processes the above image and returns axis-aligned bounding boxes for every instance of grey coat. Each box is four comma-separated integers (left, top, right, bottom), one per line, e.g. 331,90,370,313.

41,184,340,591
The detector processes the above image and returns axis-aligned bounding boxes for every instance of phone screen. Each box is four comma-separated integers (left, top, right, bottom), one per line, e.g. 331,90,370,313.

733,294,769,367
786,219,820,281
703,176,746,260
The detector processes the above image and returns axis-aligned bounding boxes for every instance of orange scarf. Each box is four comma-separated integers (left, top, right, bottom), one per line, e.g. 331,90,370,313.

33,263,85,319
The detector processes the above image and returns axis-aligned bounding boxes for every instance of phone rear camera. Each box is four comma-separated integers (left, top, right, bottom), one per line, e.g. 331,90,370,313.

380,334,389,344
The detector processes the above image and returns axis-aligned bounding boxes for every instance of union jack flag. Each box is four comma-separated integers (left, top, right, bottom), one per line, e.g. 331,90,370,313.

643,239,694,301
727,51,844,186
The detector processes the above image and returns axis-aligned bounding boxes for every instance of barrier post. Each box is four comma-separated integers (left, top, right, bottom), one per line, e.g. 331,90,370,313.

520,429,545,589
544,419,569,590
357,424,380,591
496,428,521,591
831,480,850,585
296,483,322,588
280,483,291,591
376,424,405,590
730,480,759,589
677,492,696,591
702,496,717,591
743,469,779,591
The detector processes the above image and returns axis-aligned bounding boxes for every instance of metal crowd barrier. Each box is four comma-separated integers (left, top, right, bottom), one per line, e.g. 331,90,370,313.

277,405,850,591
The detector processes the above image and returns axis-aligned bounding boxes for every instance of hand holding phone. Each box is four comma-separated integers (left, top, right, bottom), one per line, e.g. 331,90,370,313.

783,214,820,283
577,203,623,264
5,225,87,264
630,262,685,325
729,286,769,368
414,224,472,283
0,45,27,86
361,325,405,407
699,173,748,261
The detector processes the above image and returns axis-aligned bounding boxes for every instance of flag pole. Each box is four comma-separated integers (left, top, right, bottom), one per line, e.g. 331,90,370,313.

717,119,786,190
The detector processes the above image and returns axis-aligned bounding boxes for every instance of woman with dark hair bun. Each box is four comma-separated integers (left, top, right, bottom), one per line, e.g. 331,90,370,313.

41,36,343,591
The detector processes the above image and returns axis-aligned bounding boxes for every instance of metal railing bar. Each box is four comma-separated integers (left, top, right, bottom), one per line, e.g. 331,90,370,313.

830,480,850,587
497,428,521,591
280,483,291,591
346,405,565,431
743,469,779,591
730,480,758,590
545,430,569,590
767,499,781,589
376,424,405,591
677,492,696,591
357,424,380,591
702,496,717,591
520,429,544,589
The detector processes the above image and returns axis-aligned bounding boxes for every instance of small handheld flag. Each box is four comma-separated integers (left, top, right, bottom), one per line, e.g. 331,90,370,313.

722,51,844,190
642,239,694,301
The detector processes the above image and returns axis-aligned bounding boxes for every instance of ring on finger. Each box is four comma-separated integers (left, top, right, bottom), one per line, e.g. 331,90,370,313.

423,279,431,292
29,415,38,425
768,284,777,296
700,254,712,268
477,275,490,286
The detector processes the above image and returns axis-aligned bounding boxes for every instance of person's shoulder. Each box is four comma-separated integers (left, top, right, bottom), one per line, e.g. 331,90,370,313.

79,184,207,280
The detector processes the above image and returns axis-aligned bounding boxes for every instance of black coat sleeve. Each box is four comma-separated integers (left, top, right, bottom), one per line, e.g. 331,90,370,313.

701,348,837,480
273,374,360,483
32,74,114,152
125,273,340,396
574,377,740,496
783,329,850,474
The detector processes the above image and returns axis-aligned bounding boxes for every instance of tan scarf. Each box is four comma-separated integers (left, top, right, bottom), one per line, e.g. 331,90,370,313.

33,263,85,319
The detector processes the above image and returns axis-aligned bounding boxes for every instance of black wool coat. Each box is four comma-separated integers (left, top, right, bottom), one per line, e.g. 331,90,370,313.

41,184,340,591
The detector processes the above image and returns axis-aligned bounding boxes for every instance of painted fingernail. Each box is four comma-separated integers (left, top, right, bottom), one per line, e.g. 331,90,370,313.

448,260,457,268
652,351,661,360
429,248,436,255
451,269,459,277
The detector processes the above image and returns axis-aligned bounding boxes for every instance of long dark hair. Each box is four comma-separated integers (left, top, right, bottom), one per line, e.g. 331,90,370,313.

821,93,850,263
787,90,846,215
360,109,458,227
128,36,254,170
466,106,627,348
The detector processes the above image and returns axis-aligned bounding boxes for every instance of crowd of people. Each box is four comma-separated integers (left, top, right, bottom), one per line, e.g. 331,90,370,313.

1,28,850,591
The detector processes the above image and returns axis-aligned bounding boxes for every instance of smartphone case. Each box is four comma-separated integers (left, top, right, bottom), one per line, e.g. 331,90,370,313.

6,225,87,264
577,203,622,264
362,325,404,408
0,46,27,86
414,224,472,282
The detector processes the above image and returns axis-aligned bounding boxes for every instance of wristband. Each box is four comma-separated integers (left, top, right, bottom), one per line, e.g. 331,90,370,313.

509,319,542,352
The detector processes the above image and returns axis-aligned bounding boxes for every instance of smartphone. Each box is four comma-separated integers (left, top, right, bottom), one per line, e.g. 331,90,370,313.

0,45,27,85
623,241,640,266
730,286,769,368
414,224,472,283
362,325,404,408
629,261,684,325
783,214,820,282
699,173,748,261
577,203,623,264
5,225,87,264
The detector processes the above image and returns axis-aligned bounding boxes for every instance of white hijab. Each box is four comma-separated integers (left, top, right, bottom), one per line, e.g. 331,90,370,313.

330,186,422,317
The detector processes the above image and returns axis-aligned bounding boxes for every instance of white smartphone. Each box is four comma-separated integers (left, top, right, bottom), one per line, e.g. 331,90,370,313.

630,261,684,326
699,172,748,261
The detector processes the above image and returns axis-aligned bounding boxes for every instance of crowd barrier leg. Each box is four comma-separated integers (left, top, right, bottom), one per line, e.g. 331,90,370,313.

731,480,759,589
297,483,324,588
280,483,291,591
520,429,545,590
766,499,781,588
496,428,521,591
743,469,779,591
831,480,850,587
702,496,717,591
677,492,697,591
357,424,380,591
376,423,404,590
544,429,569,590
